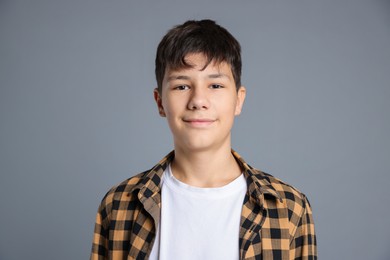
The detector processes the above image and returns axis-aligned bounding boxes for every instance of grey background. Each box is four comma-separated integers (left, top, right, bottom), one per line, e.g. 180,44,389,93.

1,0,389,259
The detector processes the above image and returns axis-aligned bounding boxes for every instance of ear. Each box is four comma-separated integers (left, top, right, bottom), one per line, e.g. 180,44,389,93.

234,86,246,116
153,88,166,117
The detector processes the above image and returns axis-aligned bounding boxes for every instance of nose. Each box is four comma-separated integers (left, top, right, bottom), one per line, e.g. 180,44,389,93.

187,87,209,110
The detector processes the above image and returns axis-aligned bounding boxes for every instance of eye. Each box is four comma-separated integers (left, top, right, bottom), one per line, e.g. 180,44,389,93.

174,85,190,90
210,84,224,89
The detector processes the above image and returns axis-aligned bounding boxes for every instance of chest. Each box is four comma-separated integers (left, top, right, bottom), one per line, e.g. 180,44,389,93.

151,180,247,260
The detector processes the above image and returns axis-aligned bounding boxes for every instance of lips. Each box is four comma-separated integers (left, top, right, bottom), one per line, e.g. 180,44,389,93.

183,118,216,127
183,118,214,122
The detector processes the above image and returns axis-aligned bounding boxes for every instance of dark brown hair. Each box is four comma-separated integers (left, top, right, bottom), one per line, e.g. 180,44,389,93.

155,19,242,93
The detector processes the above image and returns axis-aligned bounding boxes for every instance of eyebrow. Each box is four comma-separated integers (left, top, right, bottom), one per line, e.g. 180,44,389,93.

167,73,230,82
167,75,191,81
208,73,230,79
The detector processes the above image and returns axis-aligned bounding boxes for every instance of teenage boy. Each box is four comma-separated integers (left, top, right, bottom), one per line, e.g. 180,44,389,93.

91,19,317,260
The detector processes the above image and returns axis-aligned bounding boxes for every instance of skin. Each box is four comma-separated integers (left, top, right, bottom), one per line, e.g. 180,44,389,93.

154,53,246,187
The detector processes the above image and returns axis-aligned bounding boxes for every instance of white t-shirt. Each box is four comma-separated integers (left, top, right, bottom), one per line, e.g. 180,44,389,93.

149,164,247,260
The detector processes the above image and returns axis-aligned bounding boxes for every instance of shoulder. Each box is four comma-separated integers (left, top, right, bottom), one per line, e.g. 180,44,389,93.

96,151,173,221
265,171,308,203
97,170,150,214
251,169,311,217
233,149,311,212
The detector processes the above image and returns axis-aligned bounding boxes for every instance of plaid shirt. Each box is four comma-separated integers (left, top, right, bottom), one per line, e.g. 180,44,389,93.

91,151,317,260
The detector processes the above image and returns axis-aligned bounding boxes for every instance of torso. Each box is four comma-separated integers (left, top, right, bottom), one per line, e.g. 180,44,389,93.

149,164,247,260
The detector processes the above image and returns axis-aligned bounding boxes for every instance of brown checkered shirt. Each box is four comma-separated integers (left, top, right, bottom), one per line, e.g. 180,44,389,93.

91,151,317,259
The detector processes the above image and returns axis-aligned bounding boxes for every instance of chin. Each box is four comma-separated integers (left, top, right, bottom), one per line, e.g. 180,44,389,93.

176,140,215,153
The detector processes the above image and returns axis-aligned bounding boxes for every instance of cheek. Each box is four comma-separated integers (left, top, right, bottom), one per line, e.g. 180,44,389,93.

162,102,181,127
162,102,174,118
223,98,238,114
161,98,171,115
163,96,187,116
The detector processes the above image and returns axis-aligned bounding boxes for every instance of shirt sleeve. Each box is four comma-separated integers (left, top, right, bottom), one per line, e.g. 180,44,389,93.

90,201,110,260
290,195,317,259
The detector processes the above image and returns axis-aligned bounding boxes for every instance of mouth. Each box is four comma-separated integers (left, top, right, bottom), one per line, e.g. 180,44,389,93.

183,118,216,127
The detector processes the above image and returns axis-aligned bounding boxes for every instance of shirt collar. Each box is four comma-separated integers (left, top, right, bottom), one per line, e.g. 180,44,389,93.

232,150,283,204
133,151,174,202
134,150,283,204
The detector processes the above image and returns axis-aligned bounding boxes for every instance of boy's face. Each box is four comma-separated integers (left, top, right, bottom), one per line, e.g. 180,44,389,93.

154,53,246,152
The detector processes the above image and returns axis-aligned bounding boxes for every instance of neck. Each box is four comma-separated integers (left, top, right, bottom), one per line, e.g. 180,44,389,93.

171,145,242,188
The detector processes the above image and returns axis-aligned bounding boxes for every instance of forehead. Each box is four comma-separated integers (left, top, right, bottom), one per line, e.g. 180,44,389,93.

164,53,233,79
